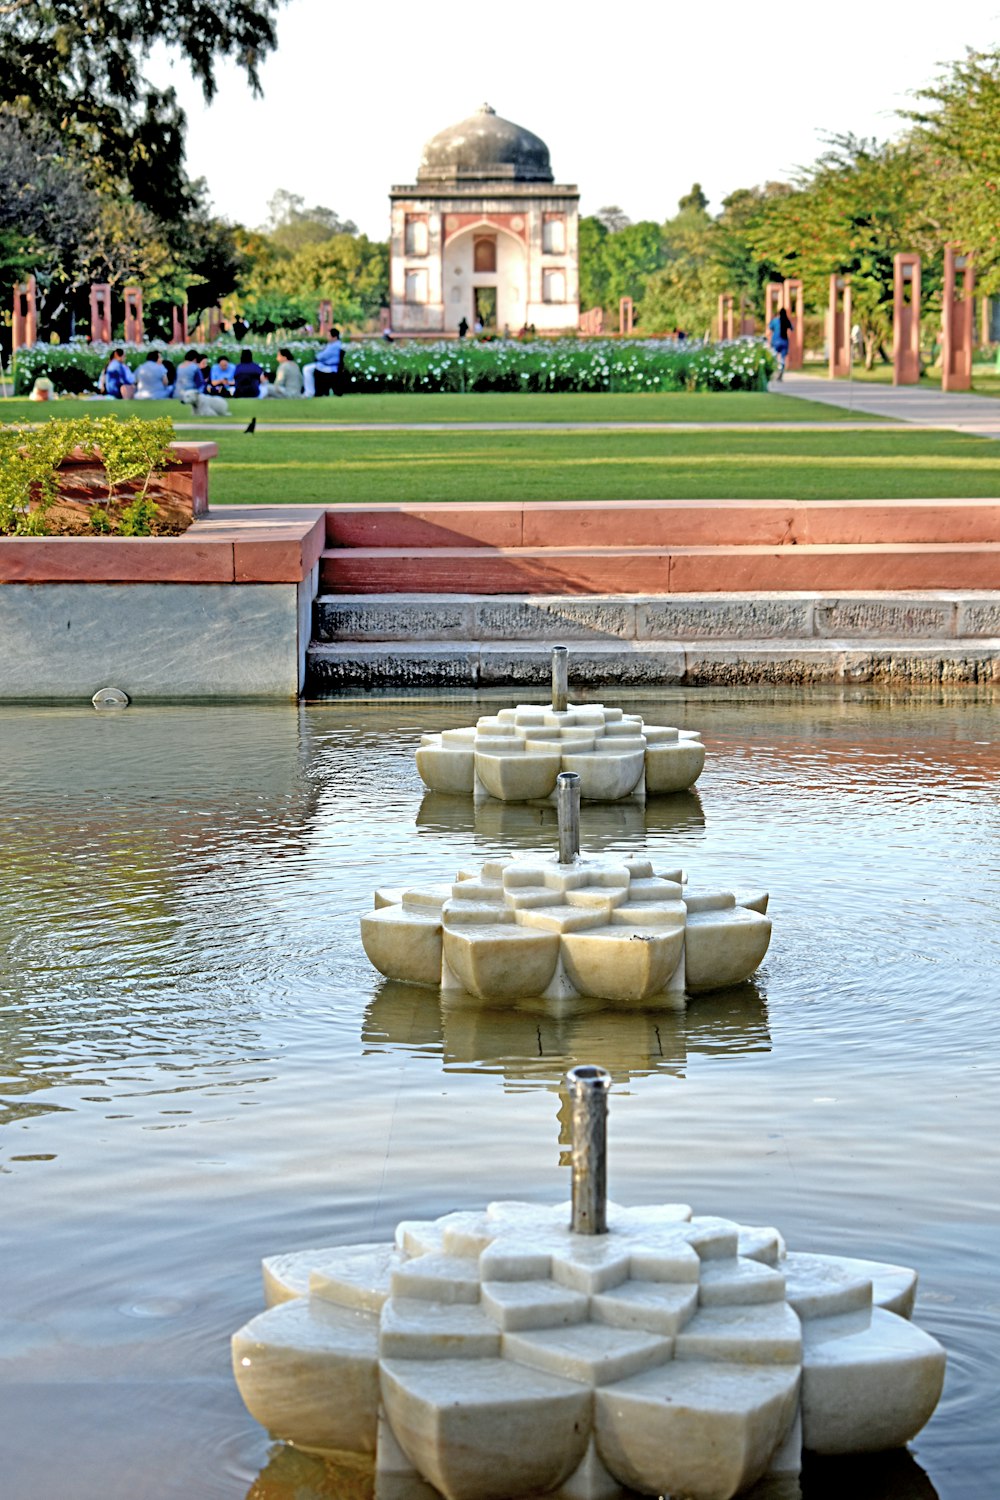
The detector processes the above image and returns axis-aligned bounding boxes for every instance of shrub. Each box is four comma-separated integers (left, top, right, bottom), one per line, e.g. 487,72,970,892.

12,336,775,397
0,416,177,535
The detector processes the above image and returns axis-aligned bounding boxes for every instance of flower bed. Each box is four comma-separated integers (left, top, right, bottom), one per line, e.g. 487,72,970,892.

0,417,211,536
12,336,775,397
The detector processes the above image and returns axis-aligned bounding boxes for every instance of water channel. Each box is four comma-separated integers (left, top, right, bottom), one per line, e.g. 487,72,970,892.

1,690,997,1499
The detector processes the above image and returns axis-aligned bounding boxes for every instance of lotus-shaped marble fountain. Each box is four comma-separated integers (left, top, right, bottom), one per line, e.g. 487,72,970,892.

416,648,705,803
363,773,770,1005
232,1067,946,1500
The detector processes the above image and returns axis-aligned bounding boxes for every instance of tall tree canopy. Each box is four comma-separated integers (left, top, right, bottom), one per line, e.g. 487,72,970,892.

0,0,284,219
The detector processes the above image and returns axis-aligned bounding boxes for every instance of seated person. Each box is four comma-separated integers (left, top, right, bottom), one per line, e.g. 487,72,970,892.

134,350,172,399
259,347,303,399
303,328,343,397
207,355,236,395
103,349,135,399
174,350,206,401
233,347,264,399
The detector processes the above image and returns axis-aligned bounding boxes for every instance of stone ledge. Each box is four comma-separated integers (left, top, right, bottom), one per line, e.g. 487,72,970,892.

0,507,326,584
305,638,1000,690
312,592,1000,643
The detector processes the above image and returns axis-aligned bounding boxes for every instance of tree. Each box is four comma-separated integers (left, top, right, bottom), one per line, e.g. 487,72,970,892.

746,135,932,365
638,193,715,335
678,182,709,214
595,205,632,233
264,191,359,254
906,47,1000,291
231,233,389,331
0,112,98,301
0,0,284,218
578,216,610,310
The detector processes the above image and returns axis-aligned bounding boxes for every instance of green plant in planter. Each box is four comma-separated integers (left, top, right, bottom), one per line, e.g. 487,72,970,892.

92,416,177,508
0,420,89,535
0,416,178,535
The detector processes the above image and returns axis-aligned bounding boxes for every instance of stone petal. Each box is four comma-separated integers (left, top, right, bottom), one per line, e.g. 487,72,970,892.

683,906,773,994
361,907,442,987
801,1306,946,1454
381,1356,591,1500
232,1296,379,1454
594,1360,800,1500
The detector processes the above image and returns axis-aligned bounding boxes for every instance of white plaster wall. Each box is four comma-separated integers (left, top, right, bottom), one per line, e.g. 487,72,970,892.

443,228,527,332
0,583,304,699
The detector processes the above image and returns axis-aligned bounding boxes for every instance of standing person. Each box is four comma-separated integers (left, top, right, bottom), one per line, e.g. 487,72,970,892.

102,348,135,399
174,350,206,402
303,327,343,398
233,347,264,399
768,307,792,380
457,316,469,339
134,350,171,399
259,348,304,400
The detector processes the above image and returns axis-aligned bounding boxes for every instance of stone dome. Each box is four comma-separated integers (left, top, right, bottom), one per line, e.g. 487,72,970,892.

418,103,554,184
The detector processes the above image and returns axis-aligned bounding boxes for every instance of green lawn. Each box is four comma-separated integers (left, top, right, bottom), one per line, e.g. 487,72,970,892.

205,427,1000,504
0,389,880,426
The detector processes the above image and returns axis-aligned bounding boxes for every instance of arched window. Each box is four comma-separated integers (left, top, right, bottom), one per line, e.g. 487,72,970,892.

474,236,497,273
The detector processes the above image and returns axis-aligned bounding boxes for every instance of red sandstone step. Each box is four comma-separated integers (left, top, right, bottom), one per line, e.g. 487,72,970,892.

325,500,1000,551
319,543,1000,596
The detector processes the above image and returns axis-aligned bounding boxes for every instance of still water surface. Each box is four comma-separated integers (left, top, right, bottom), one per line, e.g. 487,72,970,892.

0,691,998,1500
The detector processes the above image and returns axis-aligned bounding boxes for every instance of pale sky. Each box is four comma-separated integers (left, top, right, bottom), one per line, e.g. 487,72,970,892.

148,0,1000,239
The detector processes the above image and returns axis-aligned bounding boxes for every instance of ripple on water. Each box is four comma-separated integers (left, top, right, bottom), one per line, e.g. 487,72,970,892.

0,693,998,1499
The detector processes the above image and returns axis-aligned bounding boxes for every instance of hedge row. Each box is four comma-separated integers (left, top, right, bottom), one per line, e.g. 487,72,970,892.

11,336,775,396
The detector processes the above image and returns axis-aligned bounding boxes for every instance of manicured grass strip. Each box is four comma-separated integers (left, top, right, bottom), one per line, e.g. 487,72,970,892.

0,390,886,426
205,428,1000,504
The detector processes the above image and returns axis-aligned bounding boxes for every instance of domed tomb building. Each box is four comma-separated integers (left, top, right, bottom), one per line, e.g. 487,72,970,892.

389,105,579,336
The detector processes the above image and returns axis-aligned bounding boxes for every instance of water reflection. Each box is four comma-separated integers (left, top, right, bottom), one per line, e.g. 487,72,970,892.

416,789,705,849
1,694,998,1499
363,978,770,1091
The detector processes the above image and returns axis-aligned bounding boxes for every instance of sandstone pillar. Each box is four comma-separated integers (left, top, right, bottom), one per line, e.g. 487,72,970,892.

979,295,992,349
89,283,112,343
892,254,921,385
12,275,38,349
170,301,189,345
717,293,734,341
318,300,333,337
739,295,755,336
783,279,804,370
828,275,852,377
123,286,143,344
618,297,634,335
941,245,974,393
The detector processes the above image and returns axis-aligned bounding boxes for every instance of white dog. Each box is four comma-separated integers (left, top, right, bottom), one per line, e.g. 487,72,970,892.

179,388,229,417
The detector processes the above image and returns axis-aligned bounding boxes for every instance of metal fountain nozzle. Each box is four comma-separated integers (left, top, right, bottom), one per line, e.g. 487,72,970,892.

551,645,568,713
556,770,581,865
565,1064,612,1234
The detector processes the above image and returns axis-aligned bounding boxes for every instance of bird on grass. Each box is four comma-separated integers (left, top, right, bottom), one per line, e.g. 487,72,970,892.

244,416,256,435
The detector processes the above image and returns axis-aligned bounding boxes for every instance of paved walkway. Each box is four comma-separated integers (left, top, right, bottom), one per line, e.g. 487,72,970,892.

772,373,1000,439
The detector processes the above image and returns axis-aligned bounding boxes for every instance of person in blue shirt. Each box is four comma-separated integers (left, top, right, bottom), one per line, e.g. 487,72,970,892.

768,308,792,380
174,350,206,401
102,349,135,399
303,328,344,397
208,355,236,395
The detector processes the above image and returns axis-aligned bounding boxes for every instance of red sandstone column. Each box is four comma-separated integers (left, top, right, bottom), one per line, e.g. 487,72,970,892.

783,279,804,370
12,275,38,348
892,253,921,385
123,286,143,344
828,275,852,377
941,245,974,392
618,297,634,335
739,295,755,335
979,295,991,348
318,300,333,337
170,301,189,344
89,283,112,342
717,294,734,340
